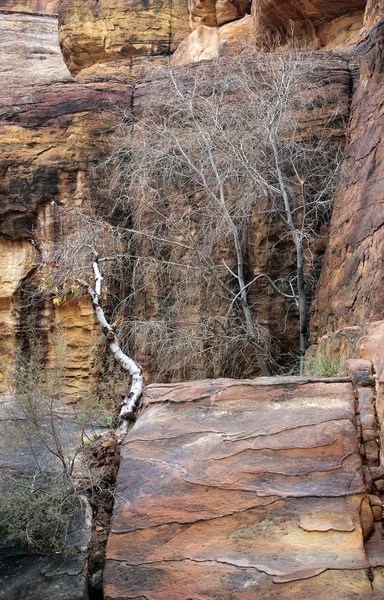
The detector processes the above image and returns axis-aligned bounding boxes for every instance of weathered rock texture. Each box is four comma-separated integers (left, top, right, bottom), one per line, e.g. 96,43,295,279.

58,0,367,73
309,322,384,470
0,0,58,14
0,12,69,85
173,0,366,64
363,0,384,37
0,67,135,394
105,377,384,599
0,16,352,388
253,0,366,46
0,551,87,600
58,0,191,75
311,10,384,338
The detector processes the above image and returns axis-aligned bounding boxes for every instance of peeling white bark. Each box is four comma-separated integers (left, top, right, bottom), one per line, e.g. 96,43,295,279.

88,254,143,440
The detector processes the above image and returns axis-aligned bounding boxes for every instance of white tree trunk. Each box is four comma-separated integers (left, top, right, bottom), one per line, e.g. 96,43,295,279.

88,255,143,440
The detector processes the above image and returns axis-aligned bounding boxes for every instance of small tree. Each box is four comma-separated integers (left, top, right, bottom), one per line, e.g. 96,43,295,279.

41,49,343,399
97,49,341,375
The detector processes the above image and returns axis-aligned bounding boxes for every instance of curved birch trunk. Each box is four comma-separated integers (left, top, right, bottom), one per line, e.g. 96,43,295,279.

87,255,143,440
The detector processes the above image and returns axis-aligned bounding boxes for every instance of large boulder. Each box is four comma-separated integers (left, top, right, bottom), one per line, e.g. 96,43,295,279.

104,377,384,599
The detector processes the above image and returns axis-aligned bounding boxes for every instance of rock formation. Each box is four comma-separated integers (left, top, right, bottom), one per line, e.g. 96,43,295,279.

311,14,384,339
1,0,356,392
0,6,132,395
1,0,384,599
104,371,384,599
2,0,383,394
58,0,190,75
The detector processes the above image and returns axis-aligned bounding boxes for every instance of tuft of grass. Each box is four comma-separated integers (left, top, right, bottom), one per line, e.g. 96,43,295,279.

306,351,346,377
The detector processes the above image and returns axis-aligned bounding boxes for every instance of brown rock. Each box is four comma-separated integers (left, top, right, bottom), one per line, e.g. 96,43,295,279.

345,359,373,386
370,467,384,481
360,496,375,540
0,74,133,395
58,0,190,75
369,494,383,507
365,440,380,467
253,0,366,47
188,0,250,29
375,479,384,493
0,0,58,14
361,0,384,41
216,0,250,26
172,15,254,65
311,14,384,341
188,0,217,29
104,378,376,599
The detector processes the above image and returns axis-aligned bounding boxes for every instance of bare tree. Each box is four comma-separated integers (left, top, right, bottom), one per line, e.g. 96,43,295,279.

96,49,341,375
40,48,343,406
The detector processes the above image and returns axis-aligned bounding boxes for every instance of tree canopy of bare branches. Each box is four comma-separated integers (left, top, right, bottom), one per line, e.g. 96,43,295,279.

43,48,343,399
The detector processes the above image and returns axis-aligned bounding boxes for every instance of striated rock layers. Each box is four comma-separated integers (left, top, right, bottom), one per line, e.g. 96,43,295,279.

0,0,58,15
0,40,134,393
311,11,384,338
0,12,70,85
0,0,353,391
58,0,368,74
105,377,384,599
58,0,191,75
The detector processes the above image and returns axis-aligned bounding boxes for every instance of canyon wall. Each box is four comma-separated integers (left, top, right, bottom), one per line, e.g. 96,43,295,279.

311,14,384,338
0,0,383,394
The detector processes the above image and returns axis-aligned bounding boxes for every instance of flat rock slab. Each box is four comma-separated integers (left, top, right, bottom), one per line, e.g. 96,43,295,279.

0,549,86,600
105,377,382,599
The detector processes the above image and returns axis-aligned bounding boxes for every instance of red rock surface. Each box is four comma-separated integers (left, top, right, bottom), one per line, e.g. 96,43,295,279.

311,12,384,339
104,377,384,599
0,0,58,14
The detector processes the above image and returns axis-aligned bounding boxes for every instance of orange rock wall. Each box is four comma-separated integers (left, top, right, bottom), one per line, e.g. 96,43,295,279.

0,0,58,14
0,34,134,394
105,377,384,599
58,0,191,75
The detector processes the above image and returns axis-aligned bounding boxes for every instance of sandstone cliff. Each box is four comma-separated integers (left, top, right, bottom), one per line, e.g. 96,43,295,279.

1,0,358,395
311,16,384,338
1,1,384,599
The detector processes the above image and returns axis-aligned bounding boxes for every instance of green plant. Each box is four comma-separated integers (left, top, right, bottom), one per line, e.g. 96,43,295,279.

306,350,347,377
0,333,98,553
0,472,81,553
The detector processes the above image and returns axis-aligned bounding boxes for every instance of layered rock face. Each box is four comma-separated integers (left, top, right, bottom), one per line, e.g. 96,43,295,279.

58,0,367,74
0,0,58,14
58,0,191,75
253,0,367,46
0,0,354,391
105,376,384,599
0,9,133,394
0,9,69,85
311,14,384,337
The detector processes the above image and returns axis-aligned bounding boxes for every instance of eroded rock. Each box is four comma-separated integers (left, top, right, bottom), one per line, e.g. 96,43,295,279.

58,0,190,75
311,10,384,340
104,377,383,599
